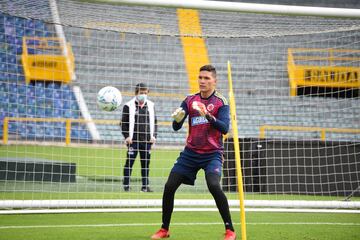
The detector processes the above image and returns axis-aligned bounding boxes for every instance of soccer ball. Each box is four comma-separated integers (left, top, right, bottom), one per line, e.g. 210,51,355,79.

97,86,122,111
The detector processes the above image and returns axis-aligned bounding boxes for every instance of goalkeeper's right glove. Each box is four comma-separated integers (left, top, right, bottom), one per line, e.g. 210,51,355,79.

171,107,185,123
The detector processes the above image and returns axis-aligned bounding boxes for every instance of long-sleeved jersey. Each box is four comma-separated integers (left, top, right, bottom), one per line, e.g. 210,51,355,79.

173,91,230,154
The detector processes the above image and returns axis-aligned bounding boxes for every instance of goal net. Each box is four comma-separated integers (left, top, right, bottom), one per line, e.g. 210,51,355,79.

0,0,360,212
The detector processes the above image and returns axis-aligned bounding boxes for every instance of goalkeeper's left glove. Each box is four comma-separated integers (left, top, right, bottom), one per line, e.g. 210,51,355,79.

171,107,185,123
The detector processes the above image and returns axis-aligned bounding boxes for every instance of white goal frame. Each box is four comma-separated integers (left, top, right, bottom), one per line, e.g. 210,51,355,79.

93,0,360,18
1,0,359,213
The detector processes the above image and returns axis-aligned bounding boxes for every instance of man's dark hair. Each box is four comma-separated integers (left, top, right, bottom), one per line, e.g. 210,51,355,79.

135,82,148,94
200,65,217,78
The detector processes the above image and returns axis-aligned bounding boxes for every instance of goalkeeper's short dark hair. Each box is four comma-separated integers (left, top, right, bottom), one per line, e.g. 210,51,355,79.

200,65,217,78
135,82,148,94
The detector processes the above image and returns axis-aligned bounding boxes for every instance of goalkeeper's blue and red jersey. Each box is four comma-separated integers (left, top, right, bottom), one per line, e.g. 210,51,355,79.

173,90,230,154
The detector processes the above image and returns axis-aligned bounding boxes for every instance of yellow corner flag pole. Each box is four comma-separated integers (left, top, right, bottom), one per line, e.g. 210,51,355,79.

227,61,247,240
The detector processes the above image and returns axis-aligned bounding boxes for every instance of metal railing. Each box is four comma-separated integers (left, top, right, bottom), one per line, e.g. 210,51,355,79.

259,125,360,141
2,117,172,145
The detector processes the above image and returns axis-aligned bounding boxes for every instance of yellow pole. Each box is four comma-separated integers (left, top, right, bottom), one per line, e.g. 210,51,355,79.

227,61,247,240
320,129,326,141
65,119,71,146
3,117,9,144
259,125,266,139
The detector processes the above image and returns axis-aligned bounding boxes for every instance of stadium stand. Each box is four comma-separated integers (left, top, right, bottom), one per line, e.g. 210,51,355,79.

0,13,89,141
59,4,360,143
1,1,359,144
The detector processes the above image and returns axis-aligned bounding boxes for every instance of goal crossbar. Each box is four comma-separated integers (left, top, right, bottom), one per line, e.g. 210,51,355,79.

88,0,360,18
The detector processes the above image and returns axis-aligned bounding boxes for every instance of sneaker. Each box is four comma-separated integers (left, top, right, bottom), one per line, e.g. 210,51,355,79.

224,229,236,240
141,186,153,192
151,228,169,239
124,186,130,192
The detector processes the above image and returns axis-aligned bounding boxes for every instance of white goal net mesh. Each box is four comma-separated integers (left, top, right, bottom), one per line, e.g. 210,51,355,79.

0,0,359,210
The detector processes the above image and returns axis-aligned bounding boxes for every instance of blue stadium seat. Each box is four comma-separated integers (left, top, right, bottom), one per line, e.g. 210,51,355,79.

25,124,36,139
35,107,46,117
25,20,35,29
45,107,53,117
48,82,62,89
45,88,55,99
17,84,26,94
53,108,62,117
62,99,71,109
71,128,79,138
26,96,36,105
0,73,8,81
0,54,6,64
15,28,24,36
6,54,16,65
0,34,5,43
17,104,26,115
25,28,36,36
14,17,25,27
35,124,45,138
26,85,35,96
80,129,89,140
71,102,79,111
44,127,52,137
5,35,16,45
8,122,18,134
35,86,45,96
53,90,61,99
63,109,73,118
17,123,26,135
26,106,36,116
8,63,18,72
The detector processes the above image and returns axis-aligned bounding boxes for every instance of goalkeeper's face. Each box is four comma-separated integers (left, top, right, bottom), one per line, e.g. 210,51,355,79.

198,70,217,97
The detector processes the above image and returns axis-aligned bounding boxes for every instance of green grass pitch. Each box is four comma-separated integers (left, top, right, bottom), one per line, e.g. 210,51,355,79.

1,145,359,240
0,211,359,240
0,145,358,201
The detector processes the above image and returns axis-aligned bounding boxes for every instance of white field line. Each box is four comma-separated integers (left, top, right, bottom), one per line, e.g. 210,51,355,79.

1,208,359,215
0,222,360,230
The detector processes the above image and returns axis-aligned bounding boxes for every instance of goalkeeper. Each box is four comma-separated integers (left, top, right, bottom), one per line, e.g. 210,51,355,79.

151,65,236,240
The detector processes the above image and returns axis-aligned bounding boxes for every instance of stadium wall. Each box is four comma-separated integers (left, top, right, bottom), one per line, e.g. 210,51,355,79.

224,138,360,197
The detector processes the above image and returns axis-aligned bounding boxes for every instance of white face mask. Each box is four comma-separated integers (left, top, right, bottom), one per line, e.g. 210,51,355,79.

136,94,147,103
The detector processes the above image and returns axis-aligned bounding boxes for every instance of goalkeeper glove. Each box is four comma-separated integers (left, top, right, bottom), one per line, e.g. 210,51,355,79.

171,107,185,123
192,101,208,116
192,101,216,122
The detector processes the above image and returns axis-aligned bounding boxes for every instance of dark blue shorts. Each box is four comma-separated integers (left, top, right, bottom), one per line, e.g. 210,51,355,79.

171,147,223,185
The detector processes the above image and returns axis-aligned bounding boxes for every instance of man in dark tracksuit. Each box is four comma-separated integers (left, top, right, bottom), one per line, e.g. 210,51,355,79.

121,83,157,192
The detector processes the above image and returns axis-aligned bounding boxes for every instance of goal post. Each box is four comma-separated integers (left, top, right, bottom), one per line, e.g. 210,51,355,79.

0,0,360,216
